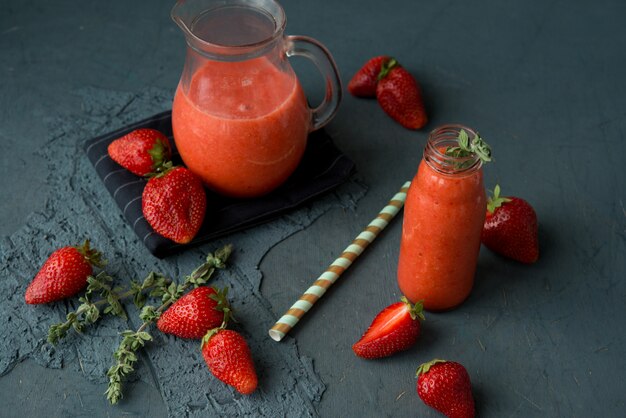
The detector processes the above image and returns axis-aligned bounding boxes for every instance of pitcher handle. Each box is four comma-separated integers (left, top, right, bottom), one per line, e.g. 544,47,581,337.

285,35,342,132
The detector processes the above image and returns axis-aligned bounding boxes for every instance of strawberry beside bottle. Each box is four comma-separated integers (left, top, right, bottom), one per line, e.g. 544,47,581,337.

482,185,539,264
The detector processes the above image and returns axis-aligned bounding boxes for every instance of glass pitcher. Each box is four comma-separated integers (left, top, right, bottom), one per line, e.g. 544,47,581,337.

171,0,342,198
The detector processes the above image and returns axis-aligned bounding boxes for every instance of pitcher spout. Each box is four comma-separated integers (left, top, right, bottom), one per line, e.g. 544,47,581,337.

171,0,286,59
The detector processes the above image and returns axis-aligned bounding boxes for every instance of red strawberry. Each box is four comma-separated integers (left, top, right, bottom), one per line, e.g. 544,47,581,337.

157,286,230,339
416,359,475,418
142,166,206,244
25,240,105,304
482,185,539,263
348,55,390,97
108,128,172,176
352,296,425,359
201,328,258,395
376,58,428,130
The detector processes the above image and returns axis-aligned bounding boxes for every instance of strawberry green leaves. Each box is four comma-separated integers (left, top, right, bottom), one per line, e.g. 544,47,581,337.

487,184,512,214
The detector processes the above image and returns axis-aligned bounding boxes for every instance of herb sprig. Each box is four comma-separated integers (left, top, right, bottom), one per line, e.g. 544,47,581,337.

445,129,492,164
47,271,170,344
105,244,233,404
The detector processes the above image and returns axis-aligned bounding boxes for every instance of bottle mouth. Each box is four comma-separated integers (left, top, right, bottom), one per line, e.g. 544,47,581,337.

171,0,286,58
424,125,482,175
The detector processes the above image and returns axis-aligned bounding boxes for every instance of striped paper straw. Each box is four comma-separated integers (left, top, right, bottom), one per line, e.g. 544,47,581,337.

268,181,411,342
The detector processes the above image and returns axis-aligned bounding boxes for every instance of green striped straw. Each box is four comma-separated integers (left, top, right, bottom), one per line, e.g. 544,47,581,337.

269,181,411,342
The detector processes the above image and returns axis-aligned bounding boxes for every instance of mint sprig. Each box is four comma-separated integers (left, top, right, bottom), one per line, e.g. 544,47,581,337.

445,129,492,164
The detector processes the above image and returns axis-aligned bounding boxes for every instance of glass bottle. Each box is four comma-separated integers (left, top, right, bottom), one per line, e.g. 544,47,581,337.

397,125,489,311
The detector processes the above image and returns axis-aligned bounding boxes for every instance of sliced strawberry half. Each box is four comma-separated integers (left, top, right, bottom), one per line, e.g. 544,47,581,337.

352,296,425,359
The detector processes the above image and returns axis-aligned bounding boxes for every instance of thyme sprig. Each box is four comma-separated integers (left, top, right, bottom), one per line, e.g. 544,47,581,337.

105,244,233,405
47,271,170,344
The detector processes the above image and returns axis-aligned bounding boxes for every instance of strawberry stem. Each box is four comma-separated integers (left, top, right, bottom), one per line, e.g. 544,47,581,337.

416,358,447,377
75,239,106,268
147,138,170,174
486,184,512,214
145,160,175,179
400,296,426,321
377,57,398,80
209,286,233,328
200,324,225,349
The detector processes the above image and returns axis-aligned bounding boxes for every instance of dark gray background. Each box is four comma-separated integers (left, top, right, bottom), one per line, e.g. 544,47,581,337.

1,0,625,416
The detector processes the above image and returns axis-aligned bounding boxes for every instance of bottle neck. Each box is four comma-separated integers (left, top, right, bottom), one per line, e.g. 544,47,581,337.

423,125,483,175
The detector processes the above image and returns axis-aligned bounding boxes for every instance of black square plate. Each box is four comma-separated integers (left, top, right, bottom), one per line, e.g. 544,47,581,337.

84,111,355,258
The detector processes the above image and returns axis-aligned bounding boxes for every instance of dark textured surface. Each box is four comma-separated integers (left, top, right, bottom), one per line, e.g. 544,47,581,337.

2,0,626,417
0,87,363,417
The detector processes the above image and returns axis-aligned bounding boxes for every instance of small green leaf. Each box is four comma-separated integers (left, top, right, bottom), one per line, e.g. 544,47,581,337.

137,332,152,341
458,129,469,148
134,292,147,308
142,273,155,289
72,322,84,333
416,359,447,377
168,282,177,295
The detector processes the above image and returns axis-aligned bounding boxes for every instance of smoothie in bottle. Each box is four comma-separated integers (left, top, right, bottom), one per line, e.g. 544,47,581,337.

397,125,491,311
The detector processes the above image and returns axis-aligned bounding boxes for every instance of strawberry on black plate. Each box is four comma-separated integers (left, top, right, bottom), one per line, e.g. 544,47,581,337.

107,128,172,177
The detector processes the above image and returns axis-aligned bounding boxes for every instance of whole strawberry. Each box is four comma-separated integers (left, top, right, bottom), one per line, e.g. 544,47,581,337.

25,240,105,304
352,296,424,359
108,128,172,176
201,328,258,395
348,55,390,97
416,359,475,418
376,58,428,130
157,286,230,339
482,184,539,263
142,166,206,244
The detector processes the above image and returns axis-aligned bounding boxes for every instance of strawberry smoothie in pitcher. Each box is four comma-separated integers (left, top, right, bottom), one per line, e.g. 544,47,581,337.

171,0,341,198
